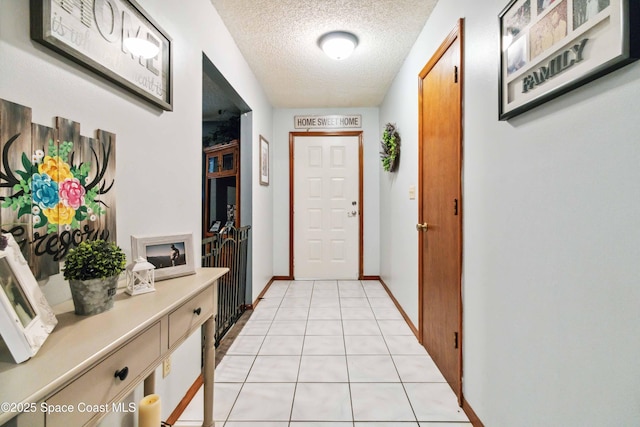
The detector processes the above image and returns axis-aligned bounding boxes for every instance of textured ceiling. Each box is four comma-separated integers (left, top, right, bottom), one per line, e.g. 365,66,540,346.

209,0,438,108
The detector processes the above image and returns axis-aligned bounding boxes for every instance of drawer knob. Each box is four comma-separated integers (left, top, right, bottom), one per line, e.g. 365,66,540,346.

114,367,129,381
193,307,202,316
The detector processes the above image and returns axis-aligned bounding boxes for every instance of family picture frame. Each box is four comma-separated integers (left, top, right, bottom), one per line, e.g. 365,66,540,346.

499,0,639,119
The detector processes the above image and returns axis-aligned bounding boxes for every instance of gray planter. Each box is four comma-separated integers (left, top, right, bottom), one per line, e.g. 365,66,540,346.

69,275,119,316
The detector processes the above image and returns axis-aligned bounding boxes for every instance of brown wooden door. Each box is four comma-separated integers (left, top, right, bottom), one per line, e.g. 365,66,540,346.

418,20,463,401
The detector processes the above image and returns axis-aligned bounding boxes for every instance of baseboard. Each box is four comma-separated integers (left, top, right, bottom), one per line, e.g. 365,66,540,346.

252,277,275,307
462,396,485,427
378,278,420,339
361,275,381,280
253,276,294,307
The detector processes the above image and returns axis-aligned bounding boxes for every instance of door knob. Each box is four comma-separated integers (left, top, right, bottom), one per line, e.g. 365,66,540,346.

416,222,429,232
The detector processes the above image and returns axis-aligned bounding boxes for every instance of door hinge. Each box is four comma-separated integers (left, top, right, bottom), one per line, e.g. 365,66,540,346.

454,198,458,216
454,66,459,83
454,331,459,349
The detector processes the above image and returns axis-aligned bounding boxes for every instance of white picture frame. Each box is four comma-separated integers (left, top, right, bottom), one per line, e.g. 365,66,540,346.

131,233,195,281
0,234,57,363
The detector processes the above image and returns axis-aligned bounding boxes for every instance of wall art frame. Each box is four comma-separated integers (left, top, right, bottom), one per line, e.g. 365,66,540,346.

0,98,117,282
131,233,195,281
0,234,57,364
30,0,173,111
499,0,639,120
259,135,270,186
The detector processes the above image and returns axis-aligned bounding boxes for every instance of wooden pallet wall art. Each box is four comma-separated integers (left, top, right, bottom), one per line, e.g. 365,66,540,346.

0,98,116,281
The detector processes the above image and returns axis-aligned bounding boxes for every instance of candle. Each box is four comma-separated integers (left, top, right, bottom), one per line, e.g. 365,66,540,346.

138,394,161,427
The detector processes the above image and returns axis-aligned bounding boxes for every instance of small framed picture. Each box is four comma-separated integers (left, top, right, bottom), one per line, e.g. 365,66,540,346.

0,234,57,363
259,135,270,186
131,233,195,281
499,0,639,120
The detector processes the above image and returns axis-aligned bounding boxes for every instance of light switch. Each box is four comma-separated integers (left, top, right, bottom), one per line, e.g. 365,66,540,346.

409,185,416,200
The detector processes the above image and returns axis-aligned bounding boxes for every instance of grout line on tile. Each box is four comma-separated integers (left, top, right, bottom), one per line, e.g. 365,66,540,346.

286,280,314,422
342,281,356,425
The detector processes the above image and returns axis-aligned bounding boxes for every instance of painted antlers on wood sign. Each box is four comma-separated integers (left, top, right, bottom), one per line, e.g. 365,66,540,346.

0,98,116,281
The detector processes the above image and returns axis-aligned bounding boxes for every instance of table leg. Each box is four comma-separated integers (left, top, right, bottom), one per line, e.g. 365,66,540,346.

202,316,215,427
143,372,155,396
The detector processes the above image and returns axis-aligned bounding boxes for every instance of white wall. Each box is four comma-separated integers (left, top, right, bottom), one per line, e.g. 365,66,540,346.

0,0,273,421
272,108,380,278
380,0,640,425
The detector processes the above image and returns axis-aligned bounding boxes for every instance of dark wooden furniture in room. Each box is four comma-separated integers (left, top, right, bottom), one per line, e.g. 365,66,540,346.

203,140,240,237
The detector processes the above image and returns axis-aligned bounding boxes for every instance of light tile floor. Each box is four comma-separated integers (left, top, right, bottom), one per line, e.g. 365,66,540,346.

179,280,470,427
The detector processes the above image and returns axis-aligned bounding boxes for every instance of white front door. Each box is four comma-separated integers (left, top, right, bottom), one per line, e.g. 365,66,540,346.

293,135,359,279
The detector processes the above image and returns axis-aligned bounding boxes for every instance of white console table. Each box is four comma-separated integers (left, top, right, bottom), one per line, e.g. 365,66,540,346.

0,267,227,427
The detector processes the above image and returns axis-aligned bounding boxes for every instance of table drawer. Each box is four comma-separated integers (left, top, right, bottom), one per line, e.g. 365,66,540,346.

46,322,161,427
168,286,214,348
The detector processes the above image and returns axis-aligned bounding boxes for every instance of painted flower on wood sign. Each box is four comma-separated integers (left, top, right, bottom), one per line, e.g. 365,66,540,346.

1,139,106,234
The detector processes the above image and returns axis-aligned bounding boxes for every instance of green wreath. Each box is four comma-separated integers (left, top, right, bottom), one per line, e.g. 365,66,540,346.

380,123,400,172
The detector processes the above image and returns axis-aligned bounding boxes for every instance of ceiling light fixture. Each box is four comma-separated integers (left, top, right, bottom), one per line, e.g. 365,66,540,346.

123,37,160,59
318,31,358,60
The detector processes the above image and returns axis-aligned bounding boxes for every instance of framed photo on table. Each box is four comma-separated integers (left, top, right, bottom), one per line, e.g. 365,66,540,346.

499,0,639,120
131,233,195,281
0,234,57,364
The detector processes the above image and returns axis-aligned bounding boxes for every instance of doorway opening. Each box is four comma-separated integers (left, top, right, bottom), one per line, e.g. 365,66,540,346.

166,53,254,427
202,53,252,295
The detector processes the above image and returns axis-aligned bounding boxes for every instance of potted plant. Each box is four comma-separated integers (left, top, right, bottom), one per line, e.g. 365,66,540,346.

63,239,126,315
